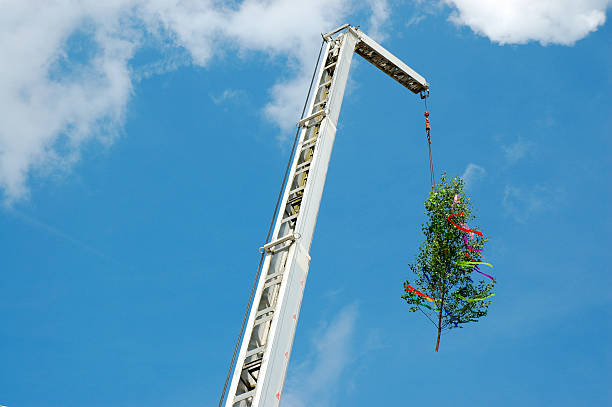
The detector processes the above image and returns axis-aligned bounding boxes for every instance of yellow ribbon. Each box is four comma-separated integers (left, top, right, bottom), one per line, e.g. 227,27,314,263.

457,261,493,268
456,293,495,302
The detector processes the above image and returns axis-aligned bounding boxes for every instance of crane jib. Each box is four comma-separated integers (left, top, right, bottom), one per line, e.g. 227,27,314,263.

224,25,428,407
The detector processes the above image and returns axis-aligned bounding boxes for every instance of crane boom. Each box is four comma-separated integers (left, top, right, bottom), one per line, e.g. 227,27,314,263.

224,25,428,407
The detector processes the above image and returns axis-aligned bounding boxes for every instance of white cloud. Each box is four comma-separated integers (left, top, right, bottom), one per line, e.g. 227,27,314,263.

444,0,612,45
461,163,486,187
502,184,561,222
0,1,136,203
503,137,534,164
2,0,380,203
283,303,359,407
144,0,353,130
406,14,426,27
209,89,244,105
366,0,391,41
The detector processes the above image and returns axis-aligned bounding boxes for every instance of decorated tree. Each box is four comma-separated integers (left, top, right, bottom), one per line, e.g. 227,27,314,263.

403,174,496,352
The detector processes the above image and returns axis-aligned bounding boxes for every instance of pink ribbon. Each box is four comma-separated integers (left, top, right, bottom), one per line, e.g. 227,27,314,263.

451,194,460,210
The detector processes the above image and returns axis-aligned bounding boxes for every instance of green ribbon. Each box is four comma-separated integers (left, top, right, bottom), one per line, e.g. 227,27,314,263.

456,293,495,302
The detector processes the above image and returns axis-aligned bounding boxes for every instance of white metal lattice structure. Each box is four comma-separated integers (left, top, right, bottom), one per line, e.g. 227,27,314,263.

224,25,428,407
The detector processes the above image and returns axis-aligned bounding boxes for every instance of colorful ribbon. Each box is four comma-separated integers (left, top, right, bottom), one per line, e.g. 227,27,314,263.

451,194,460,210
457,261,493,268
463,235,482,252
456,293,495,302
457,261,496,281
447,213,483,236
405,284,435,302
475,267,495,281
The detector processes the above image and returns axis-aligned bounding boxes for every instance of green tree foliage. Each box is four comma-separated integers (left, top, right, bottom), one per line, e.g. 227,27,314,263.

403,174,496,351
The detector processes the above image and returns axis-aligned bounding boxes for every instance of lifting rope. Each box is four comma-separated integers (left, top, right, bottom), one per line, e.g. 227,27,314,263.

217,38,326,407
425,111,434,187
421,90,434,188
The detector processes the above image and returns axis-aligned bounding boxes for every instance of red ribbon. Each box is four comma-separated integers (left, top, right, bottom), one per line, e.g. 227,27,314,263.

405,284,435,302
447,213,483,236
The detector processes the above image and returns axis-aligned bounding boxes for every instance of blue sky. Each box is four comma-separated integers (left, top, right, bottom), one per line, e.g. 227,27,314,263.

1,1,611,406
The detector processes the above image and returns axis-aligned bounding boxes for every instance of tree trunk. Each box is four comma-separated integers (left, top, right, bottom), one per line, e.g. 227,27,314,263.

435,304,442,352
435,281,445,352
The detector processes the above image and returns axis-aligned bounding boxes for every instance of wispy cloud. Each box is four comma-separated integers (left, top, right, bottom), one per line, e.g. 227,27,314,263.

6,208,121,265
365,0,391,42
503,137,535,164
461,163,486,188
209,89,245,105
502,184,562,223
283,303,359,407
406,14,426,27
132,48,191,82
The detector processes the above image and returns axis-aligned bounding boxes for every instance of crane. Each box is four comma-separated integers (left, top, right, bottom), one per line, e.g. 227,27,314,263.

223,24,429,407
